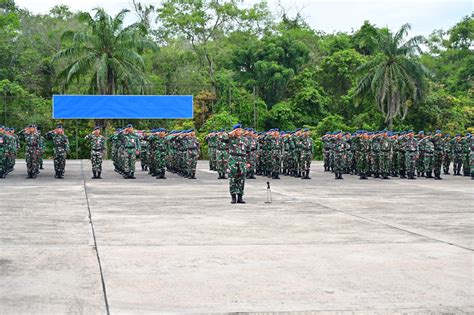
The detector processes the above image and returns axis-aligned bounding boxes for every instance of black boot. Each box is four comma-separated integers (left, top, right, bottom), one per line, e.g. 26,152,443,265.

338,173,343,179
335,172,339,179
237,194,246,204
400,171,407,179
129,172,136,179
359,173,367,180
92,171,97,179
274,172,280,179
190,171,196,179
231,194,237,204
434,172,442,180
0,172,5,179
426,171,433,178
59,171,64,179
55,171,59,179
249,172,256,179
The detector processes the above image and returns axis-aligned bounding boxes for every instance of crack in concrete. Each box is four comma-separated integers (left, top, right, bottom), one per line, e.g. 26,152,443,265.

80,160,111,315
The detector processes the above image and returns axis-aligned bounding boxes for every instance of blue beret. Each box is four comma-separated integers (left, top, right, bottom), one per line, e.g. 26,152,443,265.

94,126,100,130
295,128,301,131
233,124,242,130
418,131,424,134
408,130,414,133
303,128,309,132
435,130,442,133
455,133,461,136
56,124,63,129
127,124,133,128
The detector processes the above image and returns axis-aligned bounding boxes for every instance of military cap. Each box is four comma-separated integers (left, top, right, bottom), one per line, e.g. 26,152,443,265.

435,130,442,133
127,124,133,128
418,130,424,134
233,123,242,130
56,123,63,129
94,126,100,130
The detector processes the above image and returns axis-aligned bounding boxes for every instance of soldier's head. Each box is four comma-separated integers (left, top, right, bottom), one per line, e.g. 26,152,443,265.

189,129,195,137
93,126,101,136
0,125,4,133
231,124,242,137
435,130,442,137
303,128,310,136
455,133,461,139
408,130,414,139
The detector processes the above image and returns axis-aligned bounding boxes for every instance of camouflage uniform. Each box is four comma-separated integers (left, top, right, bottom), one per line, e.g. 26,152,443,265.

45,129,70,178
452,136,464,176
228,131,247,203
379,135,392,179
300,133,313,179
120,130,140,178
431,134,445,179
333,136,346,179
85,132,106,178
404,136,418,179
216,132,229,179
357,136,371,179
139,133,150,171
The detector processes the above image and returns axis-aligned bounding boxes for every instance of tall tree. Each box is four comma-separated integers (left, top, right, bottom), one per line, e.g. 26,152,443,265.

155,0,271,88
355,23,429,128
52,8,157,95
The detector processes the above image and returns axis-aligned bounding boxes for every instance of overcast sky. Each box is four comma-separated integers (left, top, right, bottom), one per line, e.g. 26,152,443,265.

15,0,472,36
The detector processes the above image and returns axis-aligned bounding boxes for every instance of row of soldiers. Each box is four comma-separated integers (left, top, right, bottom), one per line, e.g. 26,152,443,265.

205,128,314,181
322,130,474,180
0,124,69,179
109,125,200,180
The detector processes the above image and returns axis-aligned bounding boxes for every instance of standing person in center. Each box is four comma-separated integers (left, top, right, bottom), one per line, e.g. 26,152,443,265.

228,124,248,204
120,124,140,179
300,128,314,179
45,124,70,179
84,126,106,179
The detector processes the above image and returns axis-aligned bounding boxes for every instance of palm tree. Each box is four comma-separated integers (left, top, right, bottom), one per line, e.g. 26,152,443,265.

52,8,157,95
355,23,429,128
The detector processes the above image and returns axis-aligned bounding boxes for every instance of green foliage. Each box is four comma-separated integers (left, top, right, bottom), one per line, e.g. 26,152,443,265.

52,8,158,95
355,23,429,128
0,1,471,160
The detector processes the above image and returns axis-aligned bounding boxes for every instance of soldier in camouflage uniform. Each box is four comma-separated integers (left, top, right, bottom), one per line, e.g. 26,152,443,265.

185,130,200,179
419,132,435,178
404,130,418,180
84,126,106,179
357,131,370,179
228,124,247,204
379,130,392,179
153,128,168,179
452,134,464,176
119,124,140,179
300,128,313,179
398,131,408,178
0,125,10,178
216,129,229,179
37,127,45,170
19,125,41,178
370,132,381,178
416,131,426,177
390,133,399,177
322,132,331,172
245,128,258,179
431,130,445,180
45,124,70,179
462,133,472,176
139,131,150,171
269,128,282,179
332,132,346,179
206,131,217,171
443,134,452,174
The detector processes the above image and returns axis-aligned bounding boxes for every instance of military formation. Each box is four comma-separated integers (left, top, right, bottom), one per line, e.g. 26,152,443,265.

109,125,200,180
205,126,314,203
322,130,474,180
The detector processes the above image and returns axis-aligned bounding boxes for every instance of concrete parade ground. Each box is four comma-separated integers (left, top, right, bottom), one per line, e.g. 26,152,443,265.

0,159,473,314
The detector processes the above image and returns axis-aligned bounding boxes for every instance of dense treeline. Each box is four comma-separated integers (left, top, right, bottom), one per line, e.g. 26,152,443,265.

0,0,472,158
